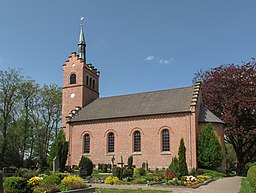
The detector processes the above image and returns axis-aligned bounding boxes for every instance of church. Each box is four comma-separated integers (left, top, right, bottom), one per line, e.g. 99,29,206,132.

62,24,225,170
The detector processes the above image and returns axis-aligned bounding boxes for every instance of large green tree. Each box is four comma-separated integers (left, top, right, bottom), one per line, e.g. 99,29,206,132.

197,124,223,169
194,62,256,175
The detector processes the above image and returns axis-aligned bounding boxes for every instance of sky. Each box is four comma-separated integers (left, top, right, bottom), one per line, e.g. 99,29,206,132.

0,0,255,97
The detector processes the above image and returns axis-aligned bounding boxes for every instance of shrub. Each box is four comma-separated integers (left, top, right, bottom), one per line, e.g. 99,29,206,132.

178,138,188,176
196,168,205,175
123,168,133,178
3,177,32,193
197,124,223,169
79,156,93,177
40,175,61,186
104,176,120,184
139,168,146,176
113,167,123,179
128,156,133,168
189,168,196,176
165,170,175,180
133,168,140,178
169,156,180,177
61,175,87,190
33,185,60,193
15,168,40,179
27,176,43,186
247,165,256,188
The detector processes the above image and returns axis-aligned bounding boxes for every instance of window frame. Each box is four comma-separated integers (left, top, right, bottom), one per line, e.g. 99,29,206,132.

70,73,76,84
133,131,141,152
107,132,115,153
83,134,90,154
161,129,170,152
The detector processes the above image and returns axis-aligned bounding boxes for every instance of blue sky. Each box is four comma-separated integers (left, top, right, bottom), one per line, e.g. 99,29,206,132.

0,0,255,97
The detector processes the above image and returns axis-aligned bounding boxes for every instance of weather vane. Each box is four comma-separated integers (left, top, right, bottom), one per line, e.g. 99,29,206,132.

80,16,84,26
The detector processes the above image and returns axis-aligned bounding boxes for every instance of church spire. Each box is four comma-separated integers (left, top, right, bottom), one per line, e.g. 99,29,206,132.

78,17,86,61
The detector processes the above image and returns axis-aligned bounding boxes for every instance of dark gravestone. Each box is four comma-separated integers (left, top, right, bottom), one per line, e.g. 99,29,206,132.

3,167,17,177
79,168,87,178
0,170,3,193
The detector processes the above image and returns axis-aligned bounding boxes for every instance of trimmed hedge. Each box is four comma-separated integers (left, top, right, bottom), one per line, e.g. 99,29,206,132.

247,165,256,188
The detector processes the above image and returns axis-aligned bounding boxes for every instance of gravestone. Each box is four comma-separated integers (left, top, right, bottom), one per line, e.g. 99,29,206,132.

118,155,124,168
79,168,87,178
0,170,3,193
53,156,59,172
111,156,115,171
3,167,17,178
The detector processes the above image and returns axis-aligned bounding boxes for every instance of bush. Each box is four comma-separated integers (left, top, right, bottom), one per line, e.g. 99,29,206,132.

139,168,146,176
27,176,43,186
133,168,140,178
196,168,205,175
178,138,188,176
113,167,123,180
15,168,40,179
79,156,93,177
165,170,175,180
3,177,32,193
169,156,180,177
104,176,120,184
33,185,60,193
40,175,61,186
61,175,87,190
128,156,133,168
197,124,223,169
247,165,256,188
123,168,133,178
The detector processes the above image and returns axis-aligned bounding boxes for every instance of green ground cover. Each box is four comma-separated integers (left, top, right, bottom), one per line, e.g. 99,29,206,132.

96,188,172,193
239,178,256,193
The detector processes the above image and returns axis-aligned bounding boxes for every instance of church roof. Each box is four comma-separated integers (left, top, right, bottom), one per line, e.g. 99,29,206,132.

198,105,225,124
70,86,195,122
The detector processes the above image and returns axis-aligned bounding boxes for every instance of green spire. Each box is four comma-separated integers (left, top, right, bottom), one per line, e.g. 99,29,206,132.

78,24,86,61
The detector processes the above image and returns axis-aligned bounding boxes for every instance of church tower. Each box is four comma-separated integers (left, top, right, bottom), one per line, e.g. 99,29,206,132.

62,23,100,129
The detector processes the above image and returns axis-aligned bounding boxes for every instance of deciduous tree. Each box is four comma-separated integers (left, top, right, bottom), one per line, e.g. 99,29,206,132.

194,62,256,175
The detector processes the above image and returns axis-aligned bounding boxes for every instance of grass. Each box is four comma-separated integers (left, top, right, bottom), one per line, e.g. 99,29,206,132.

201,169,227,178
96,189,172,193
238,178,256,193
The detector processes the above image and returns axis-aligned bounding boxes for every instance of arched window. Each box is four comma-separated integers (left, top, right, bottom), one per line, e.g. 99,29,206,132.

89,77,92,87
86,76,89,85
93,80,95,89
162,129,170,151
107,132,114,153
133,131,141,152
70,74,76,84
83,134,90,154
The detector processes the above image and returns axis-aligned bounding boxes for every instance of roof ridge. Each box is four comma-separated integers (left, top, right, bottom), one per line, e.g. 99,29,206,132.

97,85,194,100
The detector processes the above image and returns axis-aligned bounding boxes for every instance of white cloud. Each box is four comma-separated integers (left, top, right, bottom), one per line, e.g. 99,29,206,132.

145,56,155,61
145,55,175,65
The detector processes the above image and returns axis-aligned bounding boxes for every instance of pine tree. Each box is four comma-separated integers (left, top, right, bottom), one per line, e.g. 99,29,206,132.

197,124,223,169
178,138,188,176
169,156,180,177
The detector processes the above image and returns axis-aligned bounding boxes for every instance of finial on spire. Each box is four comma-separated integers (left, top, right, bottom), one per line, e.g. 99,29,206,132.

80,16,84,26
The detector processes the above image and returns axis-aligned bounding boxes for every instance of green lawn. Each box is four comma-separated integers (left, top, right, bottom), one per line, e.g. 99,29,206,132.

239,178,256,193
96,188,172,193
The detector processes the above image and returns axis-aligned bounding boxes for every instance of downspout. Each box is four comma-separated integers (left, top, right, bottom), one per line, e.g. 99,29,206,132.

189,110,193,170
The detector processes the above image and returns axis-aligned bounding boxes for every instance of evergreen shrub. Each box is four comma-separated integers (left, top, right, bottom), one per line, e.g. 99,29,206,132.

178,138,188,176
79,156,93,177
113,167,123,179
40,175,61,186
139,168,146,176
169,156,180,177
247,166,256,188
128,156,133,168
3,177,32,193
197,124,223,169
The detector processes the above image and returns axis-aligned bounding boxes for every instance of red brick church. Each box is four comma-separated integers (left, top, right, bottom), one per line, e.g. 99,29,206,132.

62,24,225,170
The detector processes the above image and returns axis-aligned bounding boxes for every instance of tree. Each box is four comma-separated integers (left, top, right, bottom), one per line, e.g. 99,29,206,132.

79,156,93,177
197,124,223,169
194,62,256,175
178,138,188,176
48,129,68,172
169,156,180,177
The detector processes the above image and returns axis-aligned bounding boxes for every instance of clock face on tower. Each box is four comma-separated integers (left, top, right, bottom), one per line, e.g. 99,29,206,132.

70,93,75,98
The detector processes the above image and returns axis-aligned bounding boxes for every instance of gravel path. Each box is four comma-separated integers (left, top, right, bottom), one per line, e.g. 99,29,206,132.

90,176,242,193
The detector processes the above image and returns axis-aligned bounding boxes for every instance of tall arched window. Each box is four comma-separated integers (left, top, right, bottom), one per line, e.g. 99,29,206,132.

70,74,76,84
89,77,92,87
93,80,95,89
133,131,141,152
107,132,114,153
86,76,89,85
162,129,170,151
83,134,90,154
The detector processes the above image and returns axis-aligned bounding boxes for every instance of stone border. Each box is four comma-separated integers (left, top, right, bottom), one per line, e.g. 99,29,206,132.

61,187,95,193
192,178,216,189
